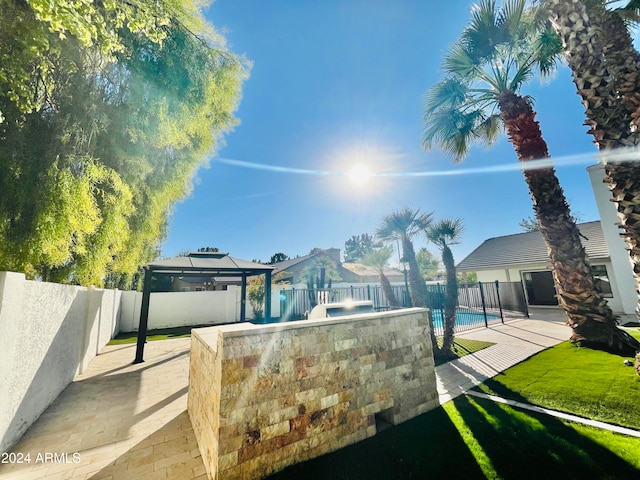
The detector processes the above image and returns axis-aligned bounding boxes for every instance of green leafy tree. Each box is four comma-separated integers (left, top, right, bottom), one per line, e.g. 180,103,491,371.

458,271,478,284
360,246,400,308
247,272,289,320
416,248,441,280
422,0,638,351
426,218,464,357
269,252,289,264
0,0,247,287
344,233,382,262
519,216,540,232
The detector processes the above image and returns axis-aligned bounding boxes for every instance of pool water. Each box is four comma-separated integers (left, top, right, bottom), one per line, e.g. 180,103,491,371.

430,309,500,329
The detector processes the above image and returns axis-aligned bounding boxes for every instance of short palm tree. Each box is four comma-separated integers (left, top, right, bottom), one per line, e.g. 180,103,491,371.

541,0,640,320
423,0,638,350
376,207,438,351
360,246,400,308
426,218,464,357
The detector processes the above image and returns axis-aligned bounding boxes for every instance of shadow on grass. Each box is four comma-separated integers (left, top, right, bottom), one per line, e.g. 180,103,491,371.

454,382,640,479
268,407,486,480
268,381,639,479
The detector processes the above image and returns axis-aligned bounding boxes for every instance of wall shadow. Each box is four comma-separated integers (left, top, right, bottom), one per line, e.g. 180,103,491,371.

267,406,486,480
87,410,203,480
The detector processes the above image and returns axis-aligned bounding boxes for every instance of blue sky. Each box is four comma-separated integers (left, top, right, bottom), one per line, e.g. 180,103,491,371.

161,0,602,266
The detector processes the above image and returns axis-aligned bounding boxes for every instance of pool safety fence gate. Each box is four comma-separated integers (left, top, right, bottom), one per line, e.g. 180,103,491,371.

279,281,528,334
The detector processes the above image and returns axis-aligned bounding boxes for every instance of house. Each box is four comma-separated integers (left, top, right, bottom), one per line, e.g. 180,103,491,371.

271,248,405,286
457,164,637,315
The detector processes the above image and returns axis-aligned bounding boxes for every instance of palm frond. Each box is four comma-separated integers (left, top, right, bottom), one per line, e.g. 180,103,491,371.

376,207,433,242
424,77,468,112
426,218,465,248
442,42,479,78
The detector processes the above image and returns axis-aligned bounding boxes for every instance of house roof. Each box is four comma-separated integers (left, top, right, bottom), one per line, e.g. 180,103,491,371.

270,253,317,274
457,221,609,271
147,252,274,276
341,262,404,278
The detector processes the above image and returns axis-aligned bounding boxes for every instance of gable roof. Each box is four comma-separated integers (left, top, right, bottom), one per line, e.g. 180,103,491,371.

457,221,609,271
341,262,404,278
270,253,316,274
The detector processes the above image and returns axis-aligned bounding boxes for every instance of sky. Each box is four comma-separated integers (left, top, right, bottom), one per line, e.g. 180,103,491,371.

160,0,604,267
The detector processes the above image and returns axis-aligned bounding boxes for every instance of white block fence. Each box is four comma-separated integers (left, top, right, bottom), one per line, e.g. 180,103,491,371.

0,273,282,453
0,272,121,453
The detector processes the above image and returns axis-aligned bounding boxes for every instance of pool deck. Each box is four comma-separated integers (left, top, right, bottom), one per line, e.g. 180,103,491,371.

0,311,572,480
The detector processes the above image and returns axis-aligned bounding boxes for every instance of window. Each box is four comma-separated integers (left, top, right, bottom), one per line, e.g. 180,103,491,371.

592,265,613,297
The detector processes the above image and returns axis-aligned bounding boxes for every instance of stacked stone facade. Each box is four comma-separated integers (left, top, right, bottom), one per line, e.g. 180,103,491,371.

188,307,438,479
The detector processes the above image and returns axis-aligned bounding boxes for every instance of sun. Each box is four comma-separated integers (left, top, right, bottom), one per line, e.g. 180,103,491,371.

346,164,372,186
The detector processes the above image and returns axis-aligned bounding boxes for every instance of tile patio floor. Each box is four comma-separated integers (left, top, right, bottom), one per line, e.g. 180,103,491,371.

0,311,571,480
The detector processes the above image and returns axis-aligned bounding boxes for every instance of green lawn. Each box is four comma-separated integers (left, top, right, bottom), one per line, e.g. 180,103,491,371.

475,340,640,430
268,394,640,480
267,332,640,479
108,326,196,345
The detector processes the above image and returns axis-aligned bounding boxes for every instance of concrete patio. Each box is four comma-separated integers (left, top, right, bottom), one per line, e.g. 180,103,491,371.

0,311,571,480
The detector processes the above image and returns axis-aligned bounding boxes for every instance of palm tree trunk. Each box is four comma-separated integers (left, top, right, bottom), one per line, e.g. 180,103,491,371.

440,245,458,355
498,90,640,350
542,0,632,150
543,0,640,321
588,6,640,320
402,236,439,352
379,272,400,308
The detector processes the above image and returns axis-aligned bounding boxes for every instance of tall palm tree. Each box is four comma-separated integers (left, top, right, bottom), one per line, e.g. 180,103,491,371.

426,218,464,357
541,0,640,319
360,246,401,308
422,0,639,350
376,207,438,351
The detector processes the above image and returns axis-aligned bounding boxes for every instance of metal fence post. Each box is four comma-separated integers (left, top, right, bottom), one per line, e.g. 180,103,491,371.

479,282,489,327
495,280,504,323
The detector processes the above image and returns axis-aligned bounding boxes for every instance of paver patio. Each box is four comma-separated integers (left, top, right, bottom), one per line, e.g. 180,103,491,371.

0,311,571,480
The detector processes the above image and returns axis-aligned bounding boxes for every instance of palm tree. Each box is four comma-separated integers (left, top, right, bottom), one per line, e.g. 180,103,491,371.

422,0,639,350
426,218,464,357
360,246,400,308
376,207,438,351
541,0,640,319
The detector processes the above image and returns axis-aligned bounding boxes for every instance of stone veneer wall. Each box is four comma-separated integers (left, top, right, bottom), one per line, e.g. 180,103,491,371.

188,307,438,479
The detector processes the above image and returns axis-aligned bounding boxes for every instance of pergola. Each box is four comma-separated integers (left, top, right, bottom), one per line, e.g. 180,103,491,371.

134,252,274,363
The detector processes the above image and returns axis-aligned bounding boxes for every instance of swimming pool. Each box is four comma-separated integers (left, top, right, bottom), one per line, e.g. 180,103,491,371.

430,308,500,331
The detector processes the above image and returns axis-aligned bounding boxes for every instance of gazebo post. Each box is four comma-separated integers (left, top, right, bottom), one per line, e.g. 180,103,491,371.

264,270,272,323
240,273,247,322
134,268,153,364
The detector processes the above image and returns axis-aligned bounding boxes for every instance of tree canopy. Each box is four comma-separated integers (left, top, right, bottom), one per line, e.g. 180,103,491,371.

343,233,382,263
0,0,248,288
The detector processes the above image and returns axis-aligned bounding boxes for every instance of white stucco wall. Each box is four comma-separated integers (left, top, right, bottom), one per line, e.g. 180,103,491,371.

0,272,121,453
119,286,282,332
588,164,637,314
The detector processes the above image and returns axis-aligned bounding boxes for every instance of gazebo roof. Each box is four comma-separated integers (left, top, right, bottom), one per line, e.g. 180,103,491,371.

134,252,274,363
146,252,274,276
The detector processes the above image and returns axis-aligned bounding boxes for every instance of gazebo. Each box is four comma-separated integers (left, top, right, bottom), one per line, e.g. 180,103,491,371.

134,252,274,363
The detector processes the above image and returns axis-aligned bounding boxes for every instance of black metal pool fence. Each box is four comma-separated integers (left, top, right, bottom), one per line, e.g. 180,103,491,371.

279,281,529,334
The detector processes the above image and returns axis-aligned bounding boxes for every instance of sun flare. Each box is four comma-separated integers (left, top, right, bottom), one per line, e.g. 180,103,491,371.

347,164,371,186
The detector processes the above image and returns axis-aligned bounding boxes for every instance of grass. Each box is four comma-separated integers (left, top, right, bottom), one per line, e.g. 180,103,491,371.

434,337,496,366
266,331,640,479
107,326,196,345
475,340,640,430
267,394,640,480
